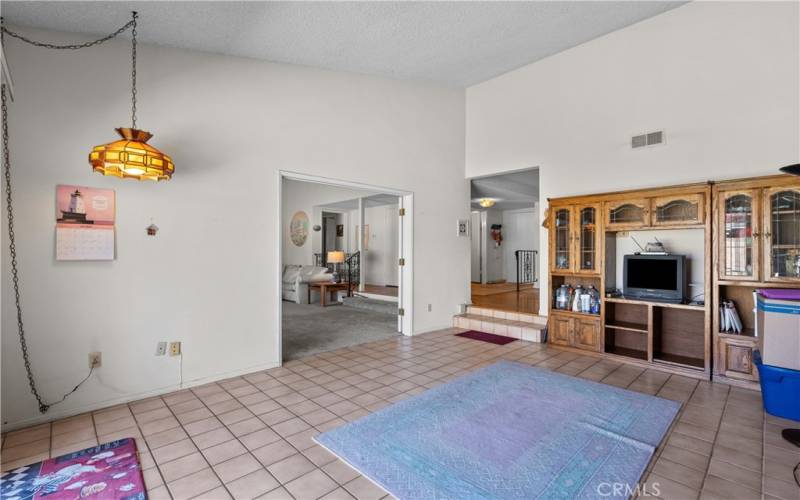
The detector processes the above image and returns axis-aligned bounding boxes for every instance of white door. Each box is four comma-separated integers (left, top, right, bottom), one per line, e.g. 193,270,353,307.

385,206,399,287
470,211,482,282
397,200,406,333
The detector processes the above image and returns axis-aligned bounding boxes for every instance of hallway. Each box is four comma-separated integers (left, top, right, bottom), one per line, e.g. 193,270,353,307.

471,282,540,314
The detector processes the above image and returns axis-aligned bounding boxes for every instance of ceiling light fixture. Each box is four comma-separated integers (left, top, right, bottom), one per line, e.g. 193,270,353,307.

479,198,496,208
89,12,174,181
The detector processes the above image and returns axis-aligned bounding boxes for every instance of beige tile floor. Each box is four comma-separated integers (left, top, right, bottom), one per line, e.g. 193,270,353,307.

2,328,799,500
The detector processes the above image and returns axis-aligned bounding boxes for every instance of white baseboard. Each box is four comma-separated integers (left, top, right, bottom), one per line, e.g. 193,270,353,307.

412,324,455,336
2,360,281,432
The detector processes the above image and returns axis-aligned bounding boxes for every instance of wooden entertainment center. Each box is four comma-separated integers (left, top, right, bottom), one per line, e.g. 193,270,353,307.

547,174,800,387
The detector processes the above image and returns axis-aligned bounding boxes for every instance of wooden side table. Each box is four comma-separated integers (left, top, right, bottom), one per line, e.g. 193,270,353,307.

309,282,349,306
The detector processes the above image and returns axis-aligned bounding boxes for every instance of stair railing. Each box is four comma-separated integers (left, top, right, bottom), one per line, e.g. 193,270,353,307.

345,251,361,296
515,250,538,292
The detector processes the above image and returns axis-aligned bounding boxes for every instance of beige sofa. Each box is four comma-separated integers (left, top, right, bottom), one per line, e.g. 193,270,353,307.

282,265,334,304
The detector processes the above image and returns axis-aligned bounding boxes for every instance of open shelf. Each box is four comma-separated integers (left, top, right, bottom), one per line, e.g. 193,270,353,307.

604,300,649,361
652,306,705,369
550,274,602,316
718,327,756,339
606,345,648,361
717,284,757,335
605,320,648,333
605,301,648,330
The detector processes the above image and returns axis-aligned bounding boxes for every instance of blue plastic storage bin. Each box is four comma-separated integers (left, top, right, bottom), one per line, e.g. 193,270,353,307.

754,350,800,422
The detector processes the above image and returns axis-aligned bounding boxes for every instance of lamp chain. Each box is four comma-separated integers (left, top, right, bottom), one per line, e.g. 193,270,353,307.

131,12,137,129
0,14,135,413
1,17,136,50
2,84,49,413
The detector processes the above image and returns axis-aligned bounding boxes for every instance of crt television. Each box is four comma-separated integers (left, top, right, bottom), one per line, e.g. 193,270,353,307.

623,254,686,303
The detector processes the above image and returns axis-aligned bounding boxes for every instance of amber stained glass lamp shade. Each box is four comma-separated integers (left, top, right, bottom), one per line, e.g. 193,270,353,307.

90,128,174,181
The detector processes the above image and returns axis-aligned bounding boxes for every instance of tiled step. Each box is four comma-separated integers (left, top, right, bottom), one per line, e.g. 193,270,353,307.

453,306,547,343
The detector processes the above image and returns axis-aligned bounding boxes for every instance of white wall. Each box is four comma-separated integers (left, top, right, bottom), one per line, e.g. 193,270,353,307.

502,206,539,284
465,1,800,314
283,180,373,266
1,27,468,429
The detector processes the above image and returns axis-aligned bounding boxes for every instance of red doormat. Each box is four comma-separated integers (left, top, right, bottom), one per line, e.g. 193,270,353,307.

455,330,516,345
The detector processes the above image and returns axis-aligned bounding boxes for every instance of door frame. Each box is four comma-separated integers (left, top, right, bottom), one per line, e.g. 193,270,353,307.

276,170,414,365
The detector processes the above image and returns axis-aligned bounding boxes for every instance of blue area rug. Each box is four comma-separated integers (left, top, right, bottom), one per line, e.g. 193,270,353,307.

316,360,680,500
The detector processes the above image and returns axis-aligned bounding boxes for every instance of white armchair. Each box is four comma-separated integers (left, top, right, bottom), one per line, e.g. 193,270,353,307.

282,265,334,304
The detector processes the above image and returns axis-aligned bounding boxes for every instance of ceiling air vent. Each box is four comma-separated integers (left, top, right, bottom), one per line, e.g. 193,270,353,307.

632,130,665,149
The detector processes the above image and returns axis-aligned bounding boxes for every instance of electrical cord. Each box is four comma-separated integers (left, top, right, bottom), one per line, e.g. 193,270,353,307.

49,365,95,407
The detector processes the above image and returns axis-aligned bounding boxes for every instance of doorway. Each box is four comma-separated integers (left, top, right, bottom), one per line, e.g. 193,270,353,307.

277,172,413,363
468,168,541,315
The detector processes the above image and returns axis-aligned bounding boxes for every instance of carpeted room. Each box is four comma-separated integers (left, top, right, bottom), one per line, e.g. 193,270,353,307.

280,178,403,361
2,2,799,500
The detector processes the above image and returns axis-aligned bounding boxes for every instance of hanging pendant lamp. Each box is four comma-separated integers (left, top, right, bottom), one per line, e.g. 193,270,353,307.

89,12,174,181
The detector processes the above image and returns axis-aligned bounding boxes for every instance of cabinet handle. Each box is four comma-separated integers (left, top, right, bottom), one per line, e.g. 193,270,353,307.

763,231,772,238
752,232,760,237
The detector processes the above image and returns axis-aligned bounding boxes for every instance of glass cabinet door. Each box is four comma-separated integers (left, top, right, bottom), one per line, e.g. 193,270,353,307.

551,207,572,272
719,190,759,281
576,205,600,273
652,194,704,226
764,188,800,282
605,199,649,229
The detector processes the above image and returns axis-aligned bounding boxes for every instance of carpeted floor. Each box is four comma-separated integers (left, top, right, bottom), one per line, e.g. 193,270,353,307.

282,300,399,361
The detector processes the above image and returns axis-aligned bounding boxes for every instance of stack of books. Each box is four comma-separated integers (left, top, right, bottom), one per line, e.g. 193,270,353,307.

720,300,743,333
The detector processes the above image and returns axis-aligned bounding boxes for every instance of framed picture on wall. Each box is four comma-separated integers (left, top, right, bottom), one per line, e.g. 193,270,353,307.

290,211,309,247
336,224,344,237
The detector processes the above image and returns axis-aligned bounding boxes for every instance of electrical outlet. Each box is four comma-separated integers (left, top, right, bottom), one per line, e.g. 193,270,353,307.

89,352,102,368
169,342,181,356
156,342,167,356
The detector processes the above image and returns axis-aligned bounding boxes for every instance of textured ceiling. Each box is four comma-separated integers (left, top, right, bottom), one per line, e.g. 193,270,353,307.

471,169,539,211
2,1,685,86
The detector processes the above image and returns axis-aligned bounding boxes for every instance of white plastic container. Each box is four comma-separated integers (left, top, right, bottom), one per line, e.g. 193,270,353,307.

757,296,800,371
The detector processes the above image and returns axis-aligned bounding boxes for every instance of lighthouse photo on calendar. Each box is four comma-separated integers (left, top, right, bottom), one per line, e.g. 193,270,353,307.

56,185,115,225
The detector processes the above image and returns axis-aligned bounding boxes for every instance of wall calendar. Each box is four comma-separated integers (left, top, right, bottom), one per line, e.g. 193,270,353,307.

55,185,116,261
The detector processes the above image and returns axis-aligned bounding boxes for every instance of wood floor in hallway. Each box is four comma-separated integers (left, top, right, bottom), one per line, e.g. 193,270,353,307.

471,282,540,314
